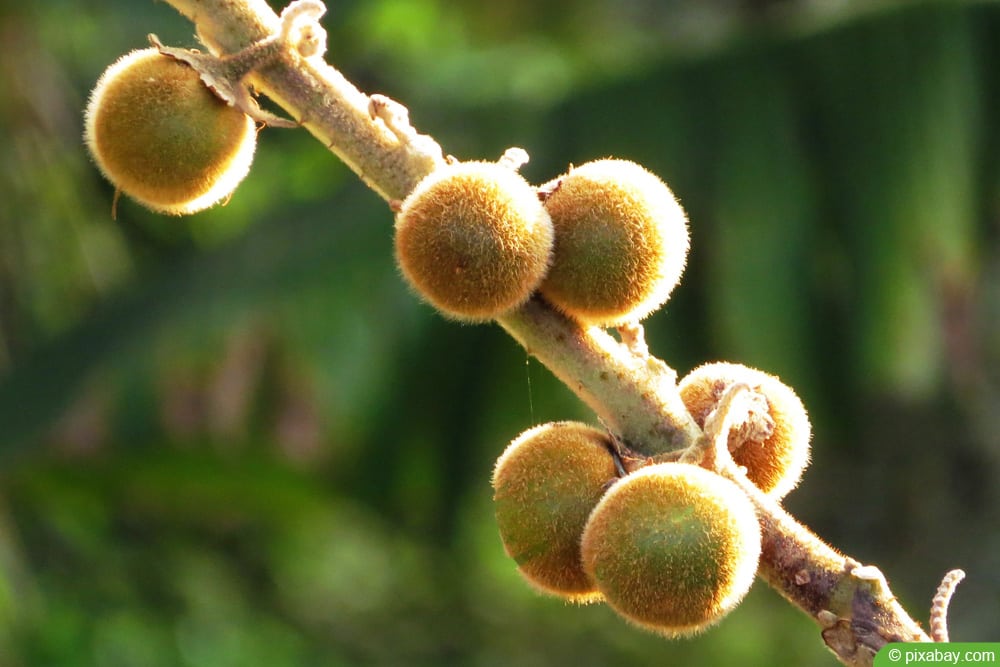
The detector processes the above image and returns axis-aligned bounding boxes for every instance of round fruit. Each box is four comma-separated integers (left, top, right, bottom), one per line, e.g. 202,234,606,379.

394,161,554,321
539,159,689,326
678,362,811,499
580,463,761,636
84,47,257,215
492,422,618,601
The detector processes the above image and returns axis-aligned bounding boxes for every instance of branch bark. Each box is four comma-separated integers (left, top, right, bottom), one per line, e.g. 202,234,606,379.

158,1,933,663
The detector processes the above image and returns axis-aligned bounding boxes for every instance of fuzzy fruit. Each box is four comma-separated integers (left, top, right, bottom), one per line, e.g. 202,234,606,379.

84,47,257,215
678,361,811,499
539,159,689,326
580,463,761,636
492,422,618,601
395,161,554,321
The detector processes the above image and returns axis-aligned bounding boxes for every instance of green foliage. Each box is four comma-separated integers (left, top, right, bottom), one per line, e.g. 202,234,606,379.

1,1,999,665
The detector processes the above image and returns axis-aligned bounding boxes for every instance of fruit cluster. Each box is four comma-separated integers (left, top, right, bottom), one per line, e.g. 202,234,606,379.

396,154,810,636
396,152,815,635
492,422,761,636
84,36,817,639
492,371,810,637
394,157,689,324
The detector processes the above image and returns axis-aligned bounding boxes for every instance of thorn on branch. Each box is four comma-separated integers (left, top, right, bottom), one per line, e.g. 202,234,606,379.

850,565,890,597
616,321,649,358
498,147,530,171
278,0,327,59
368,94,446,171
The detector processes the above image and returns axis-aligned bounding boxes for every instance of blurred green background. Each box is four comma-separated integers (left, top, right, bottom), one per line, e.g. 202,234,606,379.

2,0,999,665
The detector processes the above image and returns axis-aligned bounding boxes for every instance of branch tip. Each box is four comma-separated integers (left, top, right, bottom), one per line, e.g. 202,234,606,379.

930,569,965,643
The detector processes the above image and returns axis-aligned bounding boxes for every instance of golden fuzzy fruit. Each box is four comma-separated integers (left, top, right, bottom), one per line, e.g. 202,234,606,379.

395,161,554,321
539,159,689,326
492,422,618,601
84,48,257,215
678,362,811,499
580,463,761,636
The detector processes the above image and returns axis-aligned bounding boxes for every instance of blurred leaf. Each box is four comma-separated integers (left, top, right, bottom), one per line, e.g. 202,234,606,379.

705,50,817,386
801,5,982,398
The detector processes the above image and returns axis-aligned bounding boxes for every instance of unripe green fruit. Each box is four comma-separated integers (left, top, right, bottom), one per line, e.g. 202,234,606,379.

492,421,618,601
84,48,257,215
678,362,811,499
539,159,690,326
580,463,761,636
394,161,554,321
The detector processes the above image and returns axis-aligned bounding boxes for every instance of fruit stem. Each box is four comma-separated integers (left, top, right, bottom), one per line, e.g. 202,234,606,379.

499,297,703,456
